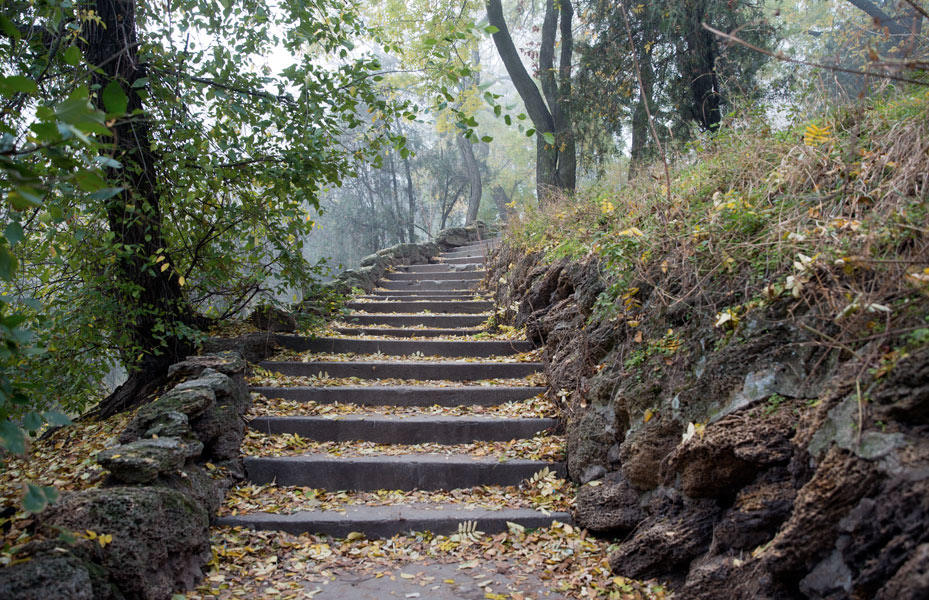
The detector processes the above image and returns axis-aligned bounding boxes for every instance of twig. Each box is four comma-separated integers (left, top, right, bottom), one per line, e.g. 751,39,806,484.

619,1,672,212
901,0,929,22
702,23,929,87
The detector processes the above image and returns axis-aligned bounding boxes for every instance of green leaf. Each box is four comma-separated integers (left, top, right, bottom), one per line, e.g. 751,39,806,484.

43,411,72,427
0,245,17,280
22,411,42,432
4,222,24,246
542,131,556,144
0,75,38,96
54,97,102,125
131,77,149,88
102,80,128,115
484,25,500,34
525,128,536,138
480,135,493,143
0,15,21,41
63,46,82,67
22,483,53,514
88,187,125,201
0,420,26,454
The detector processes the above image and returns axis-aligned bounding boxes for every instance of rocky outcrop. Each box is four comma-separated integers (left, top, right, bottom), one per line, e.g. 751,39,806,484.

485,242,929,598
0,352,251,600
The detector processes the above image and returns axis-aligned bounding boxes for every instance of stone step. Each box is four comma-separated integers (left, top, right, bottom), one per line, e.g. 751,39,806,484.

275,336,532,357
250,385,546,407
402,263,482,273
333,326,484,337
370,289,483,297
346,300,491,314
358,294,480,302
378,279,479,291
258,360,543,381
384,270,485,281
217,505,571,538
244,454,565,489
438,256,486,265
441,249,490,259
248,415,557,444
342,314,487,327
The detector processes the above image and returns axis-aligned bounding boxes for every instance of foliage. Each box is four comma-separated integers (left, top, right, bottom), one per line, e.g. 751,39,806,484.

1,0,414,415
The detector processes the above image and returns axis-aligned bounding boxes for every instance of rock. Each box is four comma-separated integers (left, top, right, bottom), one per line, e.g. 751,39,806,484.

575,471,645,534
191,403,245,461
877,543,929,600
142,410,191,439
619,416,681,490
0,551,96,600
761,447,881,582
663,402,797,499
121,386,215,443
249,305,297,333
799,549,853,599
871,345,929,423
608,495,720,584
97,437,197,484
202,332,277,364
39,486,211,600
156,464,224,515
176,368,250,413
712,472,795,552
167,351,247,379
566,403,617,482
581,464,607,483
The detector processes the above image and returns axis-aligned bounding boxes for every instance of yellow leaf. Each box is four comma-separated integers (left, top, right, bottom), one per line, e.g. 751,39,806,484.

644,408,654,423
618,227,645,238
98,534,112,548
178,276,186,287
160,262,169,272
346,531,364,541
155,255,165,263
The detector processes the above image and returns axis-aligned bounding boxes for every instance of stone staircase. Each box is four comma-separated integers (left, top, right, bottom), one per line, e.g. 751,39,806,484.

218,239,571,538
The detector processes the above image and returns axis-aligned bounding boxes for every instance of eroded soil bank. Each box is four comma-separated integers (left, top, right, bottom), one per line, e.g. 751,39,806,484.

485,243,929,599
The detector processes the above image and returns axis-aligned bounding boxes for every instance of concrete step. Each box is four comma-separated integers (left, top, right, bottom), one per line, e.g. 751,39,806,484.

244,454,565,489
358,294,480,302
403,263,482,273
275,336,532,357
333,326,484,337
342,313,487,328
217,505,571,538
248,415,557,443
378,279,479,291
258,360,543,381
370,289,483,297
346,300,491,314
250,385,546,407
438,257,486,265
385,270,484,281
441,249,490,259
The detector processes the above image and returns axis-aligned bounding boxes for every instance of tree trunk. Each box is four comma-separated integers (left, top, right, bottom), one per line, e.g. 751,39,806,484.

402,155,416,242
456,133,482,224
682,2,721,132
629,47,655,178
84,0,200,418
486,0,575,202
491,185,512,222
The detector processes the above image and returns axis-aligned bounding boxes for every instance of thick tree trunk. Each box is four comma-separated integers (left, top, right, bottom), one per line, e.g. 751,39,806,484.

456,134,482,224
486,0,575,202
84,0,199,418
683,3,721,132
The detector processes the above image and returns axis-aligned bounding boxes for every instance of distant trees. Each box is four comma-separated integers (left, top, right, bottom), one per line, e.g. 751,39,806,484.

574,0,774,173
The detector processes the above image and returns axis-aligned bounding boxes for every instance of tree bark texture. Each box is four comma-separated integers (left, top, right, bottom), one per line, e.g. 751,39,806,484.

84,0,199,418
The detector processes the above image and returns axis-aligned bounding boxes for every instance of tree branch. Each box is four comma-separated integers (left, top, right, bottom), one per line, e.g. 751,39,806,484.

846,0,911,36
